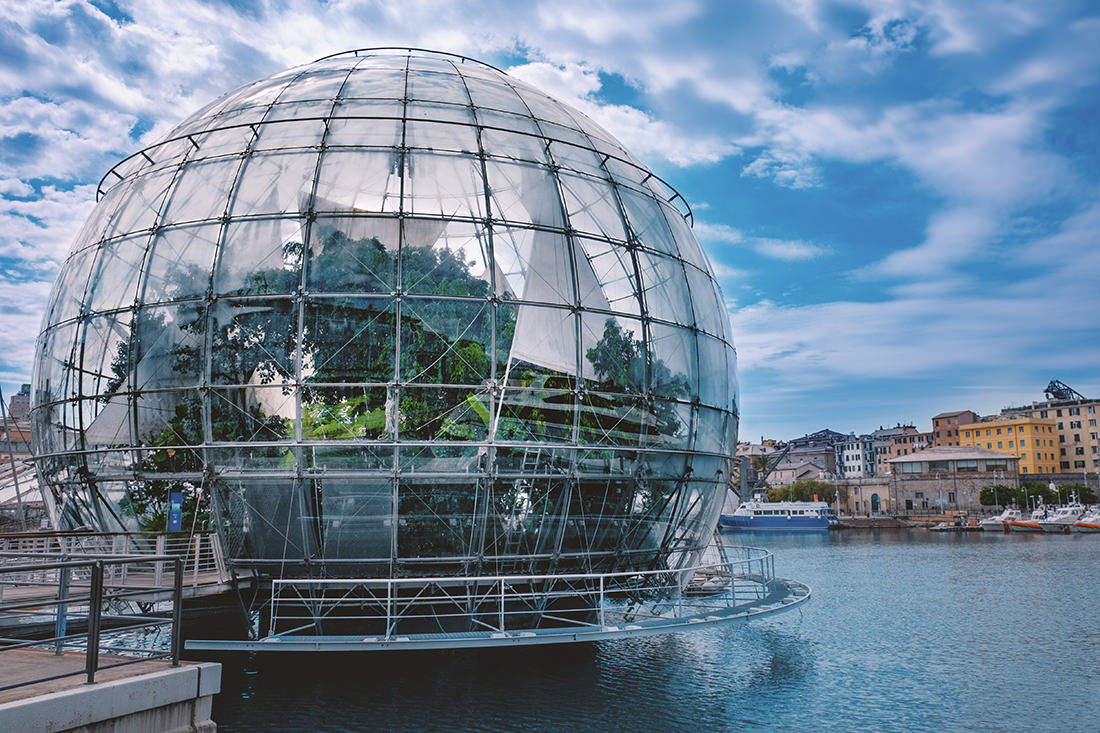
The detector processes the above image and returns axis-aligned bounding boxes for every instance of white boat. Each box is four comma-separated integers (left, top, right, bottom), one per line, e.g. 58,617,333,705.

1009,505,1047,533
1074,508,1100,533
1038,502,1086,534
718,492,839,531
979,507,1021,532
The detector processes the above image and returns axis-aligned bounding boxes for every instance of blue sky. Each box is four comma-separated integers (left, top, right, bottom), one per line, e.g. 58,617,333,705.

2,0,1098,440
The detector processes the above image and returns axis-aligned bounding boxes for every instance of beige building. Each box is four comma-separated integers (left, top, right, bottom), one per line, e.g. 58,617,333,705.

1001,394,1100,475
889,446,1019,514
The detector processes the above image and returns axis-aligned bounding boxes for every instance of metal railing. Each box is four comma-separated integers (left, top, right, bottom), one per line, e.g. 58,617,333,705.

266,545,781,640
0,532,228,589
0,555,182,691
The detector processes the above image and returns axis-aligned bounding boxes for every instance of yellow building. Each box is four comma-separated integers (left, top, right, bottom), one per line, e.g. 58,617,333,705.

957,416,1059,475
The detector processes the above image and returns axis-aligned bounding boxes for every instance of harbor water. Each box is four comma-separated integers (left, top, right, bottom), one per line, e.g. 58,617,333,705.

206,531,1100,731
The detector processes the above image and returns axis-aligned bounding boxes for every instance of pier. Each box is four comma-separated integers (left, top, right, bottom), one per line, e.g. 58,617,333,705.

0,543,223,732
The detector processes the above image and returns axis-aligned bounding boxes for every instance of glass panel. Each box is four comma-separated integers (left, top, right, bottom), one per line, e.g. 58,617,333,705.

649,322,698,402
214,218,304,295
401,297,492,385
48,246,97,324
559,173,627,241
686,265,727,338
301,386,391,440
217,478,317,561
210,386,295,442
142,224,219,304
401,221,490,296
229,150,317,218
696,334,730,409
105,168,177,237
492,227,574,305
276,69,350,102
303,296,396,383
189,124,256,160
574,237,640,316
397,477,477,558
405,120,478,154
635,249,694,326
580,313,644,390
314,149,402,213
579,391,643,446
161,158,241,226
485,160,563,228
406,70,470,104
619,186,678,255
210,298,298,385
397,386,490,442
404,151,485,219
643,399,693,449
666,210,709,272
318,476,394,560
479,127,546,164
326,102,403,148
340,68,408,99
250,118,327,150
308,216,399,293
403,102,472,126
494,388,574,442
86,235,150,312
463,78,531,115
35,322,79,406
696,406,731,455
502,303,577,385
309,445,393,471
77,312,132,400
548,139,606,178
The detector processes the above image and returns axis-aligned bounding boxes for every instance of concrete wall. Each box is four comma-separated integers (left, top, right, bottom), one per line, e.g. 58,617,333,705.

0,662,220,733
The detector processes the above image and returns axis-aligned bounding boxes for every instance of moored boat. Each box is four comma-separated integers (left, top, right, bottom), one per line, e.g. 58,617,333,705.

1074,508,1100,533
719,492,839,532
1038,502,1086,534
979,507,1022,532
1009,505,1048,533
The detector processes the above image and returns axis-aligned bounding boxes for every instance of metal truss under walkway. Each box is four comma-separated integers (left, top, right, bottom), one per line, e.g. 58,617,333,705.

186,545,810,652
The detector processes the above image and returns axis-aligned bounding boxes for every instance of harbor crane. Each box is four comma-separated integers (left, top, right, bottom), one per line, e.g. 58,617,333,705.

1044,379,1086,401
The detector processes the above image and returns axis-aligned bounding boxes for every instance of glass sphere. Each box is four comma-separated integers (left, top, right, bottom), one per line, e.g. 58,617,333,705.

32,49,737,578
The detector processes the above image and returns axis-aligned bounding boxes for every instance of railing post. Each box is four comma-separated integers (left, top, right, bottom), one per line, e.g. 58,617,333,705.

85,562,103,685
598,575,605,628
154,534,166,587
172,557,183,667
192,534,201,586
54,565,71,655
499,580,505,632
385,580,393,640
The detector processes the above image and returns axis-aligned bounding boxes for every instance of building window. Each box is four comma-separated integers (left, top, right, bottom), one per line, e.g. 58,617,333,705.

948,492,956,503
997,428,1002,435
1041,410,1048,418
915,492,924,498
1075,460,1086,468
957,460,978,472
1070,407,1080,415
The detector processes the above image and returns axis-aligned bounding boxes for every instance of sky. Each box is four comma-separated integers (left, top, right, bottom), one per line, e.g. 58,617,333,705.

1,0,1098,441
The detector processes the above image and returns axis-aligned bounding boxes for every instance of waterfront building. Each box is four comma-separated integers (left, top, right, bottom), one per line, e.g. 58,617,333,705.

30,49,744,641
836,433,875,479
870,424,915,476
770,429,844,486
1000,388,1100,475
883,425,932,468
889,446,1019,513
957,415,1059,475
930,410,979,447
6,383,31,422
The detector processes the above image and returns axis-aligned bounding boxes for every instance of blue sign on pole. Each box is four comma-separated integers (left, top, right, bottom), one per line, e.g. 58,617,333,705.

168,491,183,532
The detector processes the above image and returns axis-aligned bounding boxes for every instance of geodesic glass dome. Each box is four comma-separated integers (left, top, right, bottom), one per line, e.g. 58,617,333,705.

32,49,737,580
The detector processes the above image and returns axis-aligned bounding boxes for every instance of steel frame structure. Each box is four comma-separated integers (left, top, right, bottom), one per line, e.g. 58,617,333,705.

32,49,743,639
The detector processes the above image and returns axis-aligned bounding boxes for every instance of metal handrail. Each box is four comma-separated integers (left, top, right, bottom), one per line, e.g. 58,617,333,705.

0,555,183,692
265,546,781,640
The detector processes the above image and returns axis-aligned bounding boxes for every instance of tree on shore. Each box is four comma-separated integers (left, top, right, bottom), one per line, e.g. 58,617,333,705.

767,478,847,505
979,482,1098,507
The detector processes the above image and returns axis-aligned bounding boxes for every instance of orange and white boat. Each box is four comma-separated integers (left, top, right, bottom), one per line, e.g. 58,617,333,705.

1038,502,1086,533
1074,508,1100,533
1009,505,1048,533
